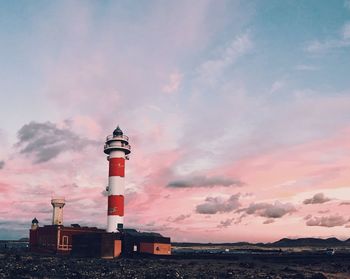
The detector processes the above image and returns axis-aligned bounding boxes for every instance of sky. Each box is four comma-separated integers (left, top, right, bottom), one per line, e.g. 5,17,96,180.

0,0,350,242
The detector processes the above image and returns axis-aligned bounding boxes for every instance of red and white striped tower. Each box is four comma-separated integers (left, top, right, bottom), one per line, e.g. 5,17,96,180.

104,126,131,232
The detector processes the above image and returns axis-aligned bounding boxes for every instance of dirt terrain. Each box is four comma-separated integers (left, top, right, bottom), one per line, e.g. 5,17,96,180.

1,250,350,279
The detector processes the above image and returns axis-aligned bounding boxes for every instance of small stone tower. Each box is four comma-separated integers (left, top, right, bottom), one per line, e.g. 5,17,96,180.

51,197,65,225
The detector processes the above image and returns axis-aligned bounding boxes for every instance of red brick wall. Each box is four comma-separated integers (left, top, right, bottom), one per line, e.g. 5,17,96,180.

140,242,171,255
29,229,38,249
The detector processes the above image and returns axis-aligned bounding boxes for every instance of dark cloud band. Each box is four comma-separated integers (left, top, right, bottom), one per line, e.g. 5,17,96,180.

196,194,241,214
306,215,349,227
167,175,244,188
16,121,98,163
303,193,331,205
239,201,296,219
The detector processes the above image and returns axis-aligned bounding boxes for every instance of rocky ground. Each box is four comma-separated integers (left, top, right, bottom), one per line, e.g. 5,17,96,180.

0,250,350,279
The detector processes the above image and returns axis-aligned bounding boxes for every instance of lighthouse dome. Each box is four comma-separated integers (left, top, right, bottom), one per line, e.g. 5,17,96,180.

113,126,123,136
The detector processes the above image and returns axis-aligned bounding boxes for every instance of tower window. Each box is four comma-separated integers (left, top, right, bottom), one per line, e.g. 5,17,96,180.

63,236,68,245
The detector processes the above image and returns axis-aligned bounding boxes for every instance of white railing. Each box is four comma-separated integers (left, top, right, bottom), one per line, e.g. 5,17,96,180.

106,134,129,142
104,143,131,150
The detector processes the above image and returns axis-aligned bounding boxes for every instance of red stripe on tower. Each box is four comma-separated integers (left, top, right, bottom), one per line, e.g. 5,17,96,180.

109,158,125,177
108,195,124,216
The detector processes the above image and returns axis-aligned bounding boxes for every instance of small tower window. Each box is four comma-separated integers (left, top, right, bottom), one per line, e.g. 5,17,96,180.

63,236,68,245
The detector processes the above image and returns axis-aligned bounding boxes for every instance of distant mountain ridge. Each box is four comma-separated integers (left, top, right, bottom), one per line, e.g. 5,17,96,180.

269,237,345,247
173,237,350,247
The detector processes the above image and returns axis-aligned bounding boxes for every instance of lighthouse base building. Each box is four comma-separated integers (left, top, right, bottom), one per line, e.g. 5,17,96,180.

29,126,171,258
29,217,171,258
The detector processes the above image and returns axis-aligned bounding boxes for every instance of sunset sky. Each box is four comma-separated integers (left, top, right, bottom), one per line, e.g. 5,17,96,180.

1,0,350,242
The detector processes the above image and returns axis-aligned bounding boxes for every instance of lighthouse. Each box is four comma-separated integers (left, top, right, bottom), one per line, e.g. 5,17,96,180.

29,126,171,257
104,126,131,232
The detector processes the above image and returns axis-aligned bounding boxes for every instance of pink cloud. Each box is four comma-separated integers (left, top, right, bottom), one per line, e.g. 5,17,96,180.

162,72,182,94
